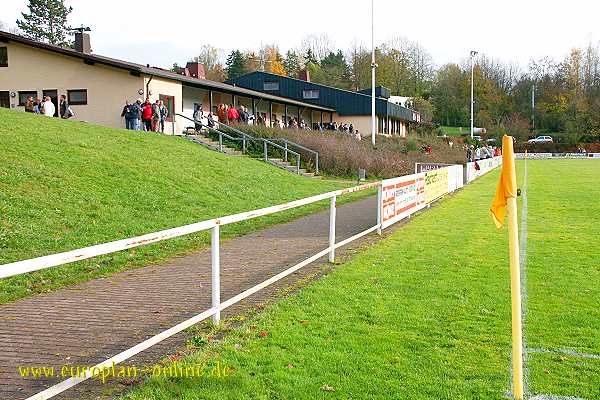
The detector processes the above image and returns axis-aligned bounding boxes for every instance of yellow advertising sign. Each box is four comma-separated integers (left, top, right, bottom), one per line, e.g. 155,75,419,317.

425,168,448,203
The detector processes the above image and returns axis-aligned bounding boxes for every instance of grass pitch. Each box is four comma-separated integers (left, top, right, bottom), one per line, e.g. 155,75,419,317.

123,159,600,399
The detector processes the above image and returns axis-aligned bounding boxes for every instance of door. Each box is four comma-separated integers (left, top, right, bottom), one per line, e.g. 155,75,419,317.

42,89,59,117
0,91,9,109
159,94,175,122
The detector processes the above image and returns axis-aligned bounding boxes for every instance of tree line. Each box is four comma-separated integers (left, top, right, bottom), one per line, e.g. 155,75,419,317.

186,35,600,139
8,1,600,139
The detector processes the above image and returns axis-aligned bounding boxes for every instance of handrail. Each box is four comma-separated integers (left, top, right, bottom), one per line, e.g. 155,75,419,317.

216,121,319,175
175,113,302,174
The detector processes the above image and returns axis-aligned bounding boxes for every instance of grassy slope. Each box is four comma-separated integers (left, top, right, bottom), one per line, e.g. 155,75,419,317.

0,109,365,304
124,160,600,399
440,126,465,136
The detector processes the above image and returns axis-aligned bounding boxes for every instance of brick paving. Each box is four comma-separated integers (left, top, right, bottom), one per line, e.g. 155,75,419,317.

0,196,379,399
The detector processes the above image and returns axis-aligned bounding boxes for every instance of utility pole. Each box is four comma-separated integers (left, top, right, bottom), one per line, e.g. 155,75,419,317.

531,83,536,135
371,0,377,146
470,50,478,139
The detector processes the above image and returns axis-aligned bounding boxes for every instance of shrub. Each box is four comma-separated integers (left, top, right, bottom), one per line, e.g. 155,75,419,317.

228,124,467,178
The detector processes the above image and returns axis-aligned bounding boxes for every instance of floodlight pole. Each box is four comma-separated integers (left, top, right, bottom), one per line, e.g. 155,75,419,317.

371,0,377,146
470,50,477,139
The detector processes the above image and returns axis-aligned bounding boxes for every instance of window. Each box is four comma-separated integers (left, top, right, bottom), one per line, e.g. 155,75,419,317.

18,91,37,106
67,89,87,105
0,47,7,67
302,89,319,99
263,81,279,91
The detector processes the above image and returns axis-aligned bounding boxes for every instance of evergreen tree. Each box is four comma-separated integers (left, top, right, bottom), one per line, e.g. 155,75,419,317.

304,48,317,65
16,0,73,46
283,50,302,78
225,50,246,80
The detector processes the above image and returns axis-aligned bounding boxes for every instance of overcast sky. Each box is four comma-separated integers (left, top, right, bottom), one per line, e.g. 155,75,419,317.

3,0,599,70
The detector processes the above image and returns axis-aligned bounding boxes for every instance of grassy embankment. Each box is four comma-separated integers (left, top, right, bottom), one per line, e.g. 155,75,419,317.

124,159,600,399
0,109,369,304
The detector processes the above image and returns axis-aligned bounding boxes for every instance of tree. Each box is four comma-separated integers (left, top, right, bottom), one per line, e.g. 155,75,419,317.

225,50,246,80
283,50,303,78
190,45,227,82
263,45,286,76
16,0,73,46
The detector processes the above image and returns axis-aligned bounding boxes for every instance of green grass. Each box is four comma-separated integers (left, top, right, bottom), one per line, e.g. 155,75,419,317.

0,109,369,304
440,126,466,136
123,160,600,399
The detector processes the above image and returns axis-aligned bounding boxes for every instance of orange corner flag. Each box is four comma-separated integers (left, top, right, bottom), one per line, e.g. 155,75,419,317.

490,135,517,228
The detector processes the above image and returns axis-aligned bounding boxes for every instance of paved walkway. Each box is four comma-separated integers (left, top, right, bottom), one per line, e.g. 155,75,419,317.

0,196,378,399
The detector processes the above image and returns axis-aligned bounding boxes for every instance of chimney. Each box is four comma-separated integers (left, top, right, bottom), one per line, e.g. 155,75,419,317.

185,62,206,79
299,69,310,82
74,32,91,54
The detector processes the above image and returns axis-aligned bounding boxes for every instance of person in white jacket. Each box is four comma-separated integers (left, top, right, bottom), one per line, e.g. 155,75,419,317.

42,96,55,117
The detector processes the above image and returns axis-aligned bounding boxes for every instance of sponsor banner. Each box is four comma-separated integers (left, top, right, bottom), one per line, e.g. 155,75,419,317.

424,168,448,203
465,156,502,183
415,163,452,173
447,165,464,193
516,153,600,159
381,173,425,229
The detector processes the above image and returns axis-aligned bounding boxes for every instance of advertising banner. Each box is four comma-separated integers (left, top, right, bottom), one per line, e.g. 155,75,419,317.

381,173,425,229
424,167,449,203
447,165,464,193
415,163,452,173
465,156,502,183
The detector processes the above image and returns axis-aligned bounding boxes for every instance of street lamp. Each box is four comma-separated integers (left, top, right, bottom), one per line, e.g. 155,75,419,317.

470,50,478,140
371,0,377,146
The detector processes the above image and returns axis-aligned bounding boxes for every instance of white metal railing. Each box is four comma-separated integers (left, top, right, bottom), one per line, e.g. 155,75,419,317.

1,181,381,400
1,161,503,400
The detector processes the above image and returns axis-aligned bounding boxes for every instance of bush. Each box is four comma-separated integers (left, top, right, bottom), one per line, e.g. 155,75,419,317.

228,124,468,178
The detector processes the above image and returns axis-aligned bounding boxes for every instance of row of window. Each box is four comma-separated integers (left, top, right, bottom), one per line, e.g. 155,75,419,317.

17,89,88,106
262,81,320,100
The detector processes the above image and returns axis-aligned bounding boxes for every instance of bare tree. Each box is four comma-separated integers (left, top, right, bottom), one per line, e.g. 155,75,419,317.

300,33,334,62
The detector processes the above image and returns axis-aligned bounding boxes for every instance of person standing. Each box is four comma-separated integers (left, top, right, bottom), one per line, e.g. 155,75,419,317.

59,95,73,119
42,96,55,117
131,99,143,131
227,104,239,123
121,101,132,129
34,98,42,114
24,96,35,113
141,99,153,131
159,100,168,133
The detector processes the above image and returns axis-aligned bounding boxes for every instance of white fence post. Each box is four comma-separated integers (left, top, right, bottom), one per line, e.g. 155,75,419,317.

329,195,336,262
211,225,220,325
376,184,382,235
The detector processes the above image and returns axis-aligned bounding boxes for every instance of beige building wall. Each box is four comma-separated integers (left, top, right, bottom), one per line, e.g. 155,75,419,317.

331,113,409,138
0,42,144,129
144,76,183,134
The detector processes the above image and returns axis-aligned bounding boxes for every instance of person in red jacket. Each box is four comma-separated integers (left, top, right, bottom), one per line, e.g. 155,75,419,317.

141,99,153,131
227,104,239,123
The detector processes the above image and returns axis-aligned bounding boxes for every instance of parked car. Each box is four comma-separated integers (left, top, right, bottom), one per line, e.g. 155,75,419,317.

528,135,553,143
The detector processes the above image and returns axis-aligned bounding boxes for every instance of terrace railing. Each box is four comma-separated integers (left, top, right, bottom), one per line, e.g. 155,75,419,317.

175,114,303,175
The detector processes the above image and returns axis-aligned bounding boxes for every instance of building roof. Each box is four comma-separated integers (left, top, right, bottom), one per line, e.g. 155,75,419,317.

227,71,418,122
0,31,334,112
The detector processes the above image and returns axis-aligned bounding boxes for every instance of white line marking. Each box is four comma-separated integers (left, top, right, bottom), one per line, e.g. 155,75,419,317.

528,347,600,360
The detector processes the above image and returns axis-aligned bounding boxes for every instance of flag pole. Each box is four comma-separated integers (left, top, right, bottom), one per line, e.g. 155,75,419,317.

506,140,523,400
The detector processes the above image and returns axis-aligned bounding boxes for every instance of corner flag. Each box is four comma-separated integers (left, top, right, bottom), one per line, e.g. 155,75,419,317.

490,135,517,228
490,134,524,400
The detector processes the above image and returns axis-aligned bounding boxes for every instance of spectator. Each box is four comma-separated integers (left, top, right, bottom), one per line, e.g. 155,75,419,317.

24,96,35,113
217,104,227,124
59,94,73,119
121,101,131,128
349,124,354,133
141,99,153,131
151,100,161,132
159,100,169,133
355,130,362,140
131,99,143,131
34,98,42,114
42,96,55,117
227,104,239,122
193,103,204,131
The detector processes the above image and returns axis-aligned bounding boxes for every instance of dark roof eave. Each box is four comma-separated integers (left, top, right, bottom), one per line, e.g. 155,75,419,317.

0,30,334,113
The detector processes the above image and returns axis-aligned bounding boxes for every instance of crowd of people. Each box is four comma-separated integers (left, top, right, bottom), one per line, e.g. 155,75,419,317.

121,98,169,132
189,102,364,140
465,144,500,162
23,95,74,119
